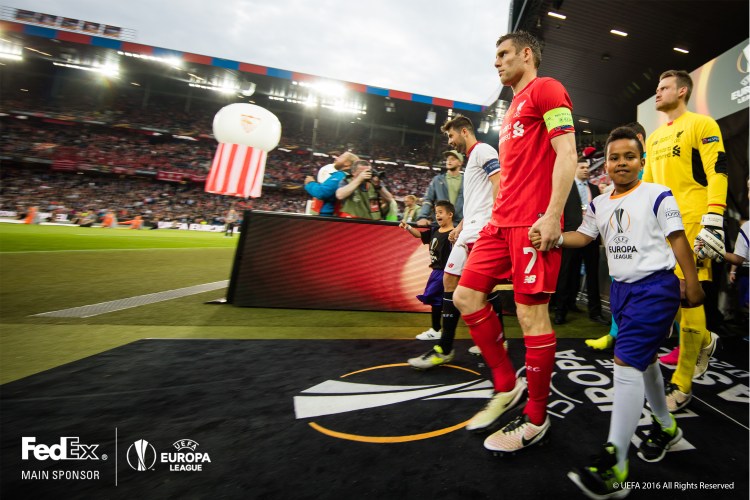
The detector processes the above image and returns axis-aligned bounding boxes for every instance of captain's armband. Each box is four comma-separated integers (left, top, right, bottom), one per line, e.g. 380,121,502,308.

543,107,574,134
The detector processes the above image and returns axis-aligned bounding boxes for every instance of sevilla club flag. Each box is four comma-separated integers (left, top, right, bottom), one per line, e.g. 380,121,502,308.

205,143,268,198
207,103,281,198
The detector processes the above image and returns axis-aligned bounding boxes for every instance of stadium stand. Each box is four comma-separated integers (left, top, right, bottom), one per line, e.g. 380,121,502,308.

0,14,610,221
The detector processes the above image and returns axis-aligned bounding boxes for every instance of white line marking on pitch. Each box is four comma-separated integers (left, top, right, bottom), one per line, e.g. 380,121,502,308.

32,280,229,318
2,247,230,254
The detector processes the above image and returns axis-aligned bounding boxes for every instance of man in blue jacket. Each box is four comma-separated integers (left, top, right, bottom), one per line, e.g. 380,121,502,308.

416,150,464,226
303,153,358,216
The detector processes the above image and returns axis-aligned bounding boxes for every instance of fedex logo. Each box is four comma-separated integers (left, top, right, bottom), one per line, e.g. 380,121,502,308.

22,437,100,461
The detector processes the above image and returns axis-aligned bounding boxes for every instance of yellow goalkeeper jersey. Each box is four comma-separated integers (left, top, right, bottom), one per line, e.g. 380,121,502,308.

643,111,728,223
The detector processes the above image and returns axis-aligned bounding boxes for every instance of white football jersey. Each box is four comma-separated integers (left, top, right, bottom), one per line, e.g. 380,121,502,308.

459,142,500,244
735,221,749,269
317,163,336,183
578,181,684,283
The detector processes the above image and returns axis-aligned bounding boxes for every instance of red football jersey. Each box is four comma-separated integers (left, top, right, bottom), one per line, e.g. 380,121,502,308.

491,77,574,227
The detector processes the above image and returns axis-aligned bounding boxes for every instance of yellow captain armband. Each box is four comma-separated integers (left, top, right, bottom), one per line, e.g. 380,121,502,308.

543,107,574,133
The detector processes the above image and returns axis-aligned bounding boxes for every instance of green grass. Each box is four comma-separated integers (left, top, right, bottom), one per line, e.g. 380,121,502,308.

0,222,601,384
0,223,236,252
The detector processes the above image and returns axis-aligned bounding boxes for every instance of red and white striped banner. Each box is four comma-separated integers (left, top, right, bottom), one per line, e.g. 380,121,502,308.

52,159,77,171
205,143,267,198
156,171,185,182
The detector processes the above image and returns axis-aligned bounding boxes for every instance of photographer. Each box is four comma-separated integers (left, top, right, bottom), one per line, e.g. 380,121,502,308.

371,169,399,220
336,160,393,220
306,152,359,216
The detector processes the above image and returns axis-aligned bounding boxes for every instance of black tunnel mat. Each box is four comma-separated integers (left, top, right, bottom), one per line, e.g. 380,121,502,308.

1,338,747,499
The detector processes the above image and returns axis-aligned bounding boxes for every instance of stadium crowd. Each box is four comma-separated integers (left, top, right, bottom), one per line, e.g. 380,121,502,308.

3,94,450,164
0,117,450,220
1,64,605,224
0,166,308,225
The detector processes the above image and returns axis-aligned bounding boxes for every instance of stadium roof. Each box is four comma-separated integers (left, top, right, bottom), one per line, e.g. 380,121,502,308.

510,0,749,136
0,19,484,113
0,22,495,141
6,1,747,139
4,1,512,108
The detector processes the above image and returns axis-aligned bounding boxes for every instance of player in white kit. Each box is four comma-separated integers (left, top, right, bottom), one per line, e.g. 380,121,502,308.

409,114,501,369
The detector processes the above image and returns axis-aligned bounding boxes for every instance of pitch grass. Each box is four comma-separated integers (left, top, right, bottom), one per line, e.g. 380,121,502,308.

0,223,604,384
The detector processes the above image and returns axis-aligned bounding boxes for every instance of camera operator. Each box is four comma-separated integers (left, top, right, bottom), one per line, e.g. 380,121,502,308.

336,160,394,220
306,152,359,216
371,169,399,220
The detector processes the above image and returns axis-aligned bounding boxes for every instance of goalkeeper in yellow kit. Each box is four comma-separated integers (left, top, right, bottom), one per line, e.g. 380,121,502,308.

643,69,727,412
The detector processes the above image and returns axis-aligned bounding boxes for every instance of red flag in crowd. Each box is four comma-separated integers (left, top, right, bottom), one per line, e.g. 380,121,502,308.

52,158,77,172
205,143,267,198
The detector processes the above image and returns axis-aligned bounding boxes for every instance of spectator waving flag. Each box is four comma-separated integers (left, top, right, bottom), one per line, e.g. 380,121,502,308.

206,104,281,199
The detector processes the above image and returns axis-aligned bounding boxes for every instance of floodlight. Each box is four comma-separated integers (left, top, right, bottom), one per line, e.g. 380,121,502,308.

0,40,23,61
24,46,51,56
52,61,119,77
164,56,182,68
314,81,345,97
241,82,256,97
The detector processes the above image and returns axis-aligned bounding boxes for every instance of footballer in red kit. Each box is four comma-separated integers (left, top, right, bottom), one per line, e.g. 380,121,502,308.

453,31,578,454
467,76,574,298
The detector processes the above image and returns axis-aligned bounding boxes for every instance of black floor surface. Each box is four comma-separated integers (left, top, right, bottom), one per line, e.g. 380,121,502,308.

1,338,747,499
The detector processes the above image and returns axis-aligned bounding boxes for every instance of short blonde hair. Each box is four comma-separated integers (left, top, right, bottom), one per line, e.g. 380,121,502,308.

339,152,360,164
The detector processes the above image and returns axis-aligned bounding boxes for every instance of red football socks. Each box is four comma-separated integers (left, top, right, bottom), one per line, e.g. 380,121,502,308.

463,304,515,393
523,332,556,425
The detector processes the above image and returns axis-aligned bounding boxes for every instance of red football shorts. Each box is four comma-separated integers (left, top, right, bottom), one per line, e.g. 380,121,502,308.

458,224,561,305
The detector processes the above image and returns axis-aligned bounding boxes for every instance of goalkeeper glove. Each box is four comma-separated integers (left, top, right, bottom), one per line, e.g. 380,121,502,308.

694,213,725,262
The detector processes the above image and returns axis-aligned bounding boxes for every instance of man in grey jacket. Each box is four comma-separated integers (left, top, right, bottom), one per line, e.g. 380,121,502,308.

416,150,464,226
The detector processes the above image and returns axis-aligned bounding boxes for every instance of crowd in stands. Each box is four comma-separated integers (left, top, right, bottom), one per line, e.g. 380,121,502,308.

1,91,607,222
0,116,441,209
2,120,214,174
2,93,446,164
0,167,307,225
